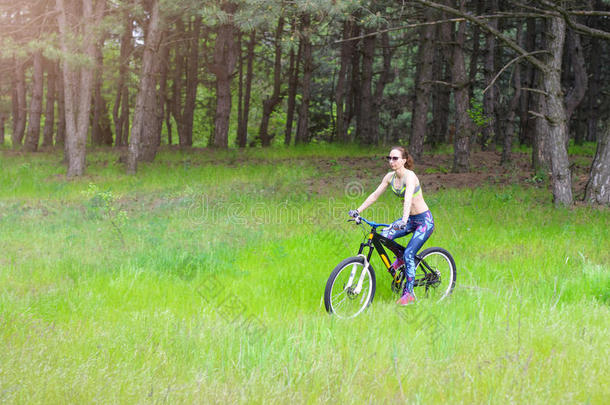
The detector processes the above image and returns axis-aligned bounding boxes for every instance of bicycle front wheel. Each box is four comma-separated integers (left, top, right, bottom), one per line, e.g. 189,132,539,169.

324,257,376,318
413,247,456,301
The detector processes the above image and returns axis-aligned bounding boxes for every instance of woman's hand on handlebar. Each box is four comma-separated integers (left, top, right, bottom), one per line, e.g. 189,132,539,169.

392,219,407,230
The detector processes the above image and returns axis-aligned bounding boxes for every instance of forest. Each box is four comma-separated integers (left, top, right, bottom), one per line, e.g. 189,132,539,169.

1,0,609,206
2,2,610,402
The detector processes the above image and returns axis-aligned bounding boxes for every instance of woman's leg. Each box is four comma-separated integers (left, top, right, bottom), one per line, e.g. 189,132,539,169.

381,218,410,271
402,211,435,296
380,218,409,240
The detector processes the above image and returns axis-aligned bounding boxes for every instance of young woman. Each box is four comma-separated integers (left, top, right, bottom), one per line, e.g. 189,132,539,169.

348,146,434,305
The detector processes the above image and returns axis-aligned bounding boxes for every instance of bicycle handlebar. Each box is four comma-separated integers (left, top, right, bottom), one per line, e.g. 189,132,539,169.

348,215,390,229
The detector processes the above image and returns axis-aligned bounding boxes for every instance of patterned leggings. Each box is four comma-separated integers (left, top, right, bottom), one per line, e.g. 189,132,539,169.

381,211,435,294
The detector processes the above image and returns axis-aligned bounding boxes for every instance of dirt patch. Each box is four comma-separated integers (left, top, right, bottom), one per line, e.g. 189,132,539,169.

305,151,592,197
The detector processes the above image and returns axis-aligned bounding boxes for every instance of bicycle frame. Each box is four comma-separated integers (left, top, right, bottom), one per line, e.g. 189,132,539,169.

355,220,405,272
353,217,431,288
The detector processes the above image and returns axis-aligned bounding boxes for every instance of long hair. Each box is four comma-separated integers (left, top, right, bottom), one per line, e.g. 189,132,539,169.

391,146,414,170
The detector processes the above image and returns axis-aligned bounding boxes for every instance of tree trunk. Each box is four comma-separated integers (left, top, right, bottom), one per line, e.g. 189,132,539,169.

491,10,505,149
584,0,602,143
12,57,27,148
564,29,587,125
57,0,104,177
164,31,173,147
532,73,550,173
91,37,113,146
113,14,132,147
430,20,452,147
259,17,284,147
532,19,550,173
451,6,470,173
584,121,610,205
335,21,354,143
91,38,104,146
24,50,44,152
42,59,57,148
236,33,244,147
0,113,5,145
519,18,537,146
358,28,375,145
347,24,362,143
238,31,255,147
56,62,66,146
147,33,165,150
11,65,18,144
171,19,186,146
481,0,498,151
284,27,299,146
127,0,163,173
169,17,201,148
586,35,601,143
295,15,312,145
210,3,238,149
467,0,483,100
118,82,130,147
183,16,201,147
157,33,169,146
543,17,572,207
410,9,436,159
501,25,522,166
165,102,173,145
371,31,394,146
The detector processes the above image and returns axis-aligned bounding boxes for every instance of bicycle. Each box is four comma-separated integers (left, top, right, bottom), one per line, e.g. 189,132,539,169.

324,215,456,318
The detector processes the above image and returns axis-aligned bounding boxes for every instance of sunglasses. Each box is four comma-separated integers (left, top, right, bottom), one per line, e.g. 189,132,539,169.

385,156,402,161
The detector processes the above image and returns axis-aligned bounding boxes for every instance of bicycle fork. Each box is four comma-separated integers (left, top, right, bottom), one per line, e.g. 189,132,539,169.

345,254,370,294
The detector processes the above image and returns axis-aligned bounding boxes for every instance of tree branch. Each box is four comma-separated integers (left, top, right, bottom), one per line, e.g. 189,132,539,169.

570,10,610,17
422,80,457,88
334,17,466,43
539,0,610,40
522,88,548,96
528,110,547,120
413,0,548,72
334,12,555,44
483,50,550,94
512,1,558,16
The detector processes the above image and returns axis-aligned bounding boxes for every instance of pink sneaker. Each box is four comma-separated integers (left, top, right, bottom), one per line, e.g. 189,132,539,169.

396,292,415,306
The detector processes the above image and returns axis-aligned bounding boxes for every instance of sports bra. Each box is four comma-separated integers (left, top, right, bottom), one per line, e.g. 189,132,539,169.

390,172,422,199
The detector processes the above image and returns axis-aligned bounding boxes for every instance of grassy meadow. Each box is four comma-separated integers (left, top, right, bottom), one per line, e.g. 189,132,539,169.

0,145,608,403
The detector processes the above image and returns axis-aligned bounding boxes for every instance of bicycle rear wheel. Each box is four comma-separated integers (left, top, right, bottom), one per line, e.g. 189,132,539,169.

413,247,456,301
324,256,376,318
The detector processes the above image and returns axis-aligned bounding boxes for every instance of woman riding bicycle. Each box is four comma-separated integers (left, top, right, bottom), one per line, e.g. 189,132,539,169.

349,146,434,306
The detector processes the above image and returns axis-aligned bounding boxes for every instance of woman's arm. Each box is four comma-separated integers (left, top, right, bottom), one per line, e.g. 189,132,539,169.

356,173,391,213
401,171,417,221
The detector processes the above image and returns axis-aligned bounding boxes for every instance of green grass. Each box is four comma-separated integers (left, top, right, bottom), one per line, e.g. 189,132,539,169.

511,140,597,157
1,147,608,403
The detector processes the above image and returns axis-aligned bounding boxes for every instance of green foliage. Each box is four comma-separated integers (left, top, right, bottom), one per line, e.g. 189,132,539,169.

468,98,493,149
525,169,548,186
568,140,598,156
424,165,450,174
467,98,492,128
83,183,128,246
